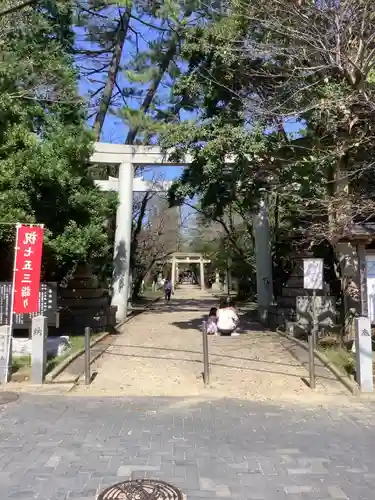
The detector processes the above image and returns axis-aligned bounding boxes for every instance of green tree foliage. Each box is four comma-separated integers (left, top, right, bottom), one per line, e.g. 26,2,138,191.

165,0,375,243
77,1,222,286
0,1,115,280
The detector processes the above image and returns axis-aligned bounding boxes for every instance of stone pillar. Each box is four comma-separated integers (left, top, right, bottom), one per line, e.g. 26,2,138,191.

31,315,47,384
212,270,221,292
0,325,11,384
355,316,373,392
200,258,205,290
111,162,133,323
253,200,274,323
171,257,177,289
227,256,232,294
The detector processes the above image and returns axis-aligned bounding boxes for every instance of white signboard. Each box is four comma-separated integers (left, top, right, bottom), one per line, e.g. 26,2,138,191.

303,258,323,290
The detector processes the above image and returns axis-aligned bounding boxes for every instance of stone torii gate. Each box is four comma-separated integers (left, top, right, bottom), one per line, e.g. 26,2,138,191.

168,253,211,290
90,142,274,323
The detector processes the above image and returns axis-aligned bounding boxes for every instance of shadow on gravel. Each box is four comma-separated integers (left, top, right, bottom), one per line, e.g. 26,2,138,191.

101,350,308,379
170,313,266,334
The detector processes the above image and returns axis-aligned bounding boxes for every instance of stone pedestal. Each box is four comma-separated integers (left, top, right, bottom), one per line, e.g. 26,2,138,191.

31,316,47,384
211,271,222,292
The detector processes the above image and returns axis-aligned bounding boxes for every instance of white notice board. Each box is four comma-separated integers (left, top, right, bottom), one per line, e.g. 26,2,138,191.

303,258,323,290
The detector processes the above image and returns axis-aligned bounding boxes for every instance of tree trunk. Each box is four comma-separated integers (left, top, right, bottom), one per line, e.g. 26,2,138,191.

130,192,153,269
92,5,132,140
330,153,359,337
132,272,145,299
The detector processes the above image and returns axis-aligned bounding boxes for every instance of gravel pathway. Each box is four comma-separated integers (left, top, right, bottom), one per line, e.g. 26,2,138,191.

73,287,351,404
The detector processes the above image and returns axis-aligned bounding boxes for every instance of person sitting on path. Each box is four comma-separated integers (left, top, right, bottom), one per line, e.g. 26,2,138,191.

164,277,172,302
216,296,239,336
206,307,218,335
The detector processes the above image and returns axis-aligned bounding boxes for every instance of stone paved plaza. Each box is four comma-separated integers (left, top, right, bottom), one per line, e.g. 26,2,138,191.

2,286,375,500
1,394,375,500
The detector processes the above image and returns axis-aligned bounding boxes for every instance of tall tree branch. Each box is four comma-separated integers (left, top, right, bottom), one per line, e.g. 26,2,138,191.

125,36,179,144
93,4,132,141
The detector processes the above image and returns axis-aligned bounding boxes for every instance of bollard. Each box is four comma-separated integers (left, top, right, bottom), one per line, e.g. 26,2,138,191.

308,332,316,389
202,321,210,385
84,327,91,385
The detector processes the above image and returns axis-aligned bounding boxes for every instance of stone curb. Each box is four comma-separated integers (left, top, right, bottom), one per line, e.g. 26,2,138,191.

276,327,360,396
45,331,111,383
46,295,162,383
75,343,113,387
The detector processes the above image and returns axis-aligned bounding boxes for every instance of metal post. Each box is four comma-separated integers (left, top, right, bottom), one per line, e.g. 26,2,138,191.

202,321,210,385
84,326,91,385
308,290,317,389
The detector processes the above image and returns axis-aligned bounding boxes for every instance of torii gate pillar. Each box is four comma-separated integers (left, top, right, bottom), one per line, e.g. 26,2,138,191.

113,163,133,324
171,256,177,289
200,256,205,291
253,199,274,323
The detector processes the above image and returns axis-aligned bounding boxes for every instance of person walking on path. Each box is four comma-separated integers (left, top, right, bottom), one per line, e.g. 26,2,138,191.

164,277,172,302
216,296,239,336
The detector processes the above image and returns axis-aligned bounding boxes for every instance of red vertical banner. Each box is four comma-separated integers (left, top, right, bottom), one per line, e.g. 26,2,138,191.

12,225,44,314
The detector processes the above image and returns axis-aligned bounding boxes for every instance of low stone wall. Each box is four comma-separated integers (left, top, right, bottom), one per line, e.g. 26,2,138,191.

13,336,71,357
58,264,115,334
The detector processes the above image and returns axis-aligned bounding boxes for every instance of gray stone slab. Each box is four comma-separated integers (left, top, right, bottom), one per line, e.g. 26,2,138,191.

0,395,373,500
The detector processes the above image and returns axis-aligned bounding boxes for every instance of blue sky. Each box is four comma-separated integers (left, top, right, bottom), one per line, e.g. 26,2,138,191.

76,11,191,184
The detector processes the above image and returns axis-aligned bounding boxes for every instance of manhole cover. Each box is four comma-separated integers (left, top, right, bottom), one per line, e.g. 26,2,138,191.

97,479,183,500
0,392,19,405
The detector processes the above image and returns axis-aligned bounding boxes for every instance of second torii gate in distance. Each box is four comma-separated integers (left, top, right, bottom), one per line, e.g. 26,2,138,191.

168,253,211,290
90,142,274,324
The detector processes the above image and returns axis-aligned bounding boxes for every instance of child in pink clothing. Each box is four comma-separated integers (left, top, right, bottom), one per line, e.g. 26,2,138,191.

206,307,218,335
